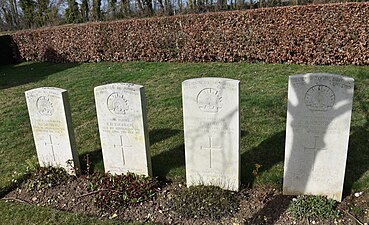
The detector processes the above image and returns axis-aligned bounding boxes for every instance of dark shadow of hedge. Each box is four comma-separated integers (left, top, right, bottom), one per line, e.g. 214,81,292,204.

0,60,78,90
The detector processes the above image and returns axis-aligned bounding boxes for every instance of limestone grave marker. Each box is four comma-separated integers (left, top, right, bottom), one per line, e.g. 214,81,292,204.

283,73,354,201
94,83,152,176
25,87,80,175
182,78,240,191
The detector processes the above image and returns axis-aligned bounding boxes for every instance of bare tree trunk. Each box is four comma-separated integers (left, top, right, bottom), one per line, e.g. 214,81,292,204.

81,0,89,21
120,0,130,17
144,0,153,16
136,0,144,15
188,0,193,10
108,0,117,19
164,0,172,15
92,0,101,20
177,0,182,12
10,0,17,28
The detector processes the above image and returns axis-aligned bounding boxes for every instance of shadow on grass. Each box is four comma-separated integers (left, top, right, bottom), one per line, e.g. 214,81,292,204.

0,60,78,90
241,131,285,186
246,194,292,224
343,121,369,195
79,150,104,174
241,129,248,137
152,144,185,178
149,128,181,145
343,81,369,196
0,173,31,198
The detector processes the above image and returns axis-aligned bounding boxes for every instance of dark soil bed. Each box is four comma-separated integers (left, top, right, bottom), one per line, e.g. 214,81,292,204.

2,175,368,224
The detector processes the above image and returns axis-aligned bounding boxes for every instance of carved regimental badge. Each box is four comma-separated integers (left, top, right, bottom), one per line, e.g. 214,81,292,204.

107,92,129,115
197,88,223,113
304,85,335,111
36,96,54,116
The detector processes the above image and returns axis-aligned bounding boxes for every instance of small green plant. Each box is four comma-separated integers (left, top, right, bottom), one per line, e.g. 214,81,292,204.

171,185,239,220
351,206,363,216
89,172,160,210
252,163,262,179
25,166,72,191
288,195,341,221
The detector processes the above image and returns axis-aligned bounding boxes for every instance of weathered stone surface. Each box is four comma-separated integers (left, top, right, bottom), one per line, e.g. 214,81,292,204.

283,73,354,201
182,78,240,191
25,87,80,175
94,83,151,176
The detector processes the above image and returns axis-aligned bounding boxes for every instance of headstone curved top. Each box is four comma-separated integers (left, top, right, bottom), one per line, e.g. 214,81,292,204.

94,83,152,176
182,77,240,191
283,73,354,201
25,87,80,175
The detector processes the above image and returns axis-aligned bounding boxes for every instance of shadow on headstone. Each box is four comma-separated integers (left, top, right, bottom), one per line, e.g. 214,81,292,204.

182,78,240,191
151,144,185,178
284,74,354,201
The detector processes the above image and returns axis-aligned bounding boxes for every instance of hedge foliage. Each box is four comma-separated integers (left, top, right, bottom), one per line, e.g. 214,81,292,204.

11,2,369,65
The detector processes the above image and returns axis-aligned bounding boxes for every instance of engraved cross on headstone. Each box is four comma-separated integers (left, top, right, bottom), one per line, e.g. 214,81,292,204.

201,136,222,168
113,135,133,165
44,135,59,163
304,136,328,171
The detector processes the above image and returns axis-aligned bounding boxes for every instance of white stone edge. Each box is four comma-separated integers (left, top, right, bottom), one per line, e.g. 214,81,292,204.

94,82,144,91
182,77,240,84
25,87,67,94
289,73,354,82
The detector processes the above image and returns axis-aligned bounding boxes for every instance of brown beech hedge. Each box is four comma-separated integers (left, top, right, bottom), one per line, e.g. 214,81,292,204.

11,2,369,65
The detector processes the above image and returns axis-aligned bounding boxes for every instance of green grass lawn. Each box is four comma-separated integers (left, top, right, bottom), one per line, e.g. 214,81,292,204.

1,61,368,223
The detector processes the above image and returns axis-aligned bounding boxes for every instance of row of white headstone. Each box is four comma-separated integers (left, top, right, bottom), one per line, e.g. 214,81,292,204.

25,73,354,202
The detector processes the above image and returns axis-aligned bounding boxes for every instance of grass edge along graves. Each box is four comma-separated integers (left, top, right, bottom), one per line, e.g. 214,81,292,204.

1,61,369,221
22,71,358,202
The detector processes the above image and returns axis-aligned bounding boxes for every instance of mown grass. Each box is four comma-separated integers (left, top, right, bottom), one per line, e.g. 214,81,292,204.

0,201,124,225
0,61,369,223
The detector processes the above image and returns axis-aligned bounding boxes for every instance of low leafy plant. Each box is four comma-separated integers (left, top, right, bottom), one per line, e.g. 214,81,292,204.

288,195,341,221
252,163,262,180
89,172,160,210
25,166,72,191
351,206,363,216
171,185,239,220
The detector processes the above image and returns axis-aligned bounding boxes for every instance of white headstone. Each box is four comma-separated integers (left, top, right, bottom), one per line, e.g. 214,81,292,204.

94,83,152,176
25,87,80,175
182,78,240,191
283,73,354,201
